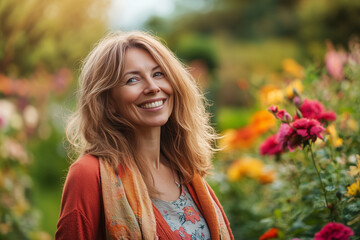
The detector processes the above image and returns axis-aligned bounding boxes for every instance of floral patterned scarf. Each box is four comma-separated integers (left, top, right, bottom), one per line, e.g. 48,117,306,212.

99,160,234,240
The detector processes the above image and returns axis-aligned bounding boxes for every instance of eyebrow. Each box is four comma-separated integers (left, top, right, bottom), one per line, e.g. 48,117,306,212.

123,65,161,76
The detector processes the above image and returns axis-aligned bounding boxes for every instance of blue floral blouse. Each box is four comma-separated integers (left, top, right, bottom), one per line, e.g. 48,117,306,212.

152,185,211,240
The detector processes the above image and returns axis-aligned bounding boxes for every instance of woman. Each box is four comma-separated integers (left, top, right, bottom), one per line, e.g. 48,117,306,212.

56,31,233,240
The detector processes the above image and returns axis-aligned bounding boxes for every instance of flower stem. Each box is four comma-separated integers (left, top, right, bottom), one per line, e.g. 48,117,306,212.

308,144,329,208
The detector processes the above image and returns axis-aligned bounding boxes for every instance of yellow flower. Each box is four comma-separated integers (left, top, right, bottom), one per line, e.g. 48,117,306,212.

227,158,264,181
282,58,304,79
348,155,360,177
346,180,360,197
285,79,304,99
326,124,343,147
259,85,284,106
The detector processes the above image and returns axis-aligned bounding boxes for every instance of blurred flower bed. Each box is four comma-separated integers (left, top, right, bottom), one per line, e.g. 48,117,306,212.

210,39,360,239
0,69,72,239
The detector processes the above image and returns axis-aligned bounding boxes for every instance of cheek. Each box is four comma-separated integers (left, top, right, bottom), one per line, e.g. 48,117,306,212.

163,81,174,96
115,88,139,105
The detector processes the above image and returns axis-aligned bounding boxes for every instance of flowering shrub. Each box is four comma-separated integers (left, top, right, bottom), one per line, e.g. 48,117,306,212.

212,39,360,239
0,71,72,239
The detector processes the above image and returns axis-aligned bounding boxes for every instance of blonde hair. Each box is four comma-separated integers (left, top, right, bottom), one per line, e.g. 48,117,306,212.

66,31,217,191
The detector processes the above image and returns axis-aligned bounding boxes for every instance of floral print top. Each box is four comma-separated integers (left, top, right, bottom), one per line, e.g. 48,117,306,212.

152,185,211,240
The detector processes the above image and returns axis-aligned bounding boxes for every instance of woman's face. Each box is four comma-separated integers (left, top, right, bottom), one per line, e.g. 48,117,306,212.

111,47,174,129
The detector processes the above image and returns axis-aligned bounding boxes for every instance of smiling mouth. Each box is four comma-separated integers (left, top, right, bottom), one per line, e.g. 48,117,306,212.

139,99,165,109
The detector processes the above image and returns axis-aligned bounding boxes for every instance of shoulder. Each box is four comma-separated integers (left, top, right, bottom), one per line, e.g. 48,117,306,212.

69,154,100,176
63,155,101,197
66,155,100,183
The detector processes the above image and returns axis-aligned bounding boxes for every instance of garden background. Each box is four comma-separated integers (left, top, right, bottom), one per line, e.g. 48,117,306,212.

1,0,360,239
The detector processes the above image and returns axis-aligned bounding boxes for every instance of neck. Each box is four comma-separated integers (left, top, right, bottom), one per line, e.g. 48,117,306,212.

134,127,162,169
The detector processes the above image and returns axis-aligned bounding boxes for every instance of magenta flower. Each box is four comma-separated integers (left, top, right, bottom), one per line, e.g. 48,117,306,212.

298,99,336,123
314,222,354,240
277,118,325,151
276,109,293,123
268,105,278,114
260,134,283,156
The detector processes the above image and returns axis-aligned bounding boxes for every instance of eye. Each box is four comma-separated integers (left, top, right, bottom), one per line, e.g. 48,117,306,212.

126,77,138,84
153,72,164,78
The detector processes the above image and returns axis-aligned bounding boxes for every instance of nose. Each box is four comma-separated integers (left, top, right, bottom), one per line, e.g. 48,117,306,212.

143,78,160,95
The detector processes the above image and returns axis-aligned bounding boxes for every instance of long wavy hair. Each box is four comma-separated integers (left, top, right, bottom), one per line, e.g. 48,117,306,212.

66,31,217,192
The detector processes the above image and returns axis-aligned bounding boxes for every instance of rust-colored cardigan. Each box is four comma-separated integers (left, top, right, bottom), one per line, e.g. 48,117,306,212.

56,155,234,239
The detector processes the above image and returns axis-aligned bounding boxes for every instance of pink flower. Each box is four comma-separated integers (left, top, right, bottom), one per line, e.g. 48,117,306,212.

298,99,336,123
276,109,292,123
260,134,283,156
277,118,325,151
268,105,278,114
325,44,347,80
293,96,302,109
314,222,354,240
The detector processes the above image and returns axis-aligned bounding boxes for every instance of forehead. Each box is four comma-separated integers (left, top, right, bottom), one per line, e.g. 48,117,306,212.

123,47,158,72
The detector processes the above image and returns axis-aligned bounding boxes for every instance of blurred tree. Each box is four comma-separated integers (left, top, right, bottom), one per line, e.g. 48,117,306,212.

0,0,110,77
147,0,360,48
0,0,110,236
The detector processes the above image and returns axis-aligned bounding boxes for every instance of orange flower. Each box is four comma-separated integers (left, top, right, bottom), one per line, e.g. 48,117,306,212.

183,206,200,223
250,110,276,135
220,127,259,151
232,126,259,149
259,170,276,184
0,74,12,95
259,228,279,240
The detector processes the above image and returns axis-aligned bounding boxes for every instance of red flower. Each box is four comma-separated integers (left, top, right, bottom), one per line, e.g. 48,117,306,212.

259,228,279,240
260,134,283,156
314,222,354,240
298,99,336,123
183,206,200,224
174,227,192,240
277,118,325,151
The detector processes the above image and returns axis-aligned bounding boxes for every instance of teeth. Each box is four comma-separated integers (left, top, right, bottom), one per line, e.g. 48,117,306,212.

141,100,163,109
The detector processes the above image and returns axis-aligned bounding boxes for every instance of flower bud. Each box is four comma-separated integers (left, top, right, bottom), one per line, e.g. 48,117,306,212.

293,96,302,109
268,105,278,114
296,109,303,119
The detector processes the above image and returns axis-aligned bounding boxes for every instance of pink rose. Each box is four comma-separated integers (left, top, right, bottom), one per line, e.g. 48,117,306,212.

298,99,336,123
277,118,325,151
314,222,354,240
260,134,283,156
